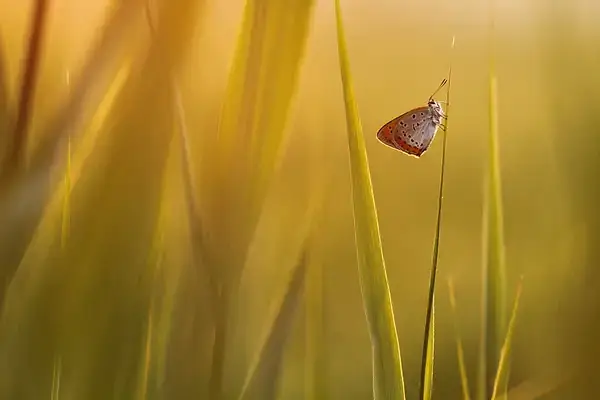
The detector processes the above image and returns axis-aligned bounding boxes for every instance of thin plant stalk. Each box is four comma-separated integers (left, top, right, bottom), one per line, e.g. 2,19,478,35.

418,36,455,400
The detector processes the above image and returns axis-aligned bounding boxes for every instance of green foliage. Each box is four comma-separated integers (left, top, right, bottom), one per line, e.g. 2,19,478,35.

334,0,405,398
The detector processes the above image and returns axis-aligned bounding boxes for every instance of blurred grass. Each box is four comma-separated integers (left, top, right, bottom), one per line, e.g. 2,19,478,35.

305,241,325,400
238,250,307,400
479,3,508,397
448,278,472,400
0,0,592,398
0,0,150,314
7,0,49,170
203,0,315,398
491,279,522,400
334,0,405,398
0,1,202,398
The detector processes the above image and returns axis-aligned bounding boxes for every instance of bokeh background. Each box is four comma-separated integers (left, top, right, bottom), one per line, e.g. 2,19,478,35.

0,0,597,398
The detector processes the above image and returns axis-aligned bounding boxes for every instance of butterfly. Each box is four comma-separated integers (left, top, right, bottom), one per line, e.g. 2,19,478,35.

376,79,447,157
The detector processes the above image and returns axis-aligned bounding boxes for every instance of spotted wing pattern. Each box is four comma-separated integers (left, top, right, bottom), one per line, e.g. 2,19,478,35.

392,106,441,157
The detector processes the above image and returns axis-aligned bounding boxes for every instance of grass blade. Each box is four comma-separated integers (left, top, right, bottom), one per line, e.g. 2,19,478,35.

422,305,435,400
238,251,308,400
491,279,523,400
447,278,472,400
419,37,455,400
334,1,405,398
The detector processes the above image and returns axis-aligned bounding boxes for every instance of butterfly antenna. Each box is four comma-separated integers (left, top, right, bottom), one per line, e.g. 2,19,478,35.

429,78,447,101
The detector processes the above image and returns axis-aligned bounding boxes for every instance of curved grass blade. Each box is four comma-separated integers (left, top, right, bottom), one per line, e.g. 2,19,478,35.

419,36,455,400
238,250,308,400
334,1,405,398
491,278,523,400
447,278,472,400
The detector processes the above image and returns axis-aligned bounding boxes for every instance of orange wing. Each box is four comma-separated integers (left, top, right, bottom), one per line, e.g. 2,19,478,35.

376,115,402,149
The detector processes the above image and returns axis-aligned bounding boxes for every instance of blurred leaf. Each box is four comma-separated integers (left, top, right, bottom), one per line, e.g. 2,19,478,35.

31,0,148,167
0,0,149,310
205,1,315,398
5,0,51,170
480,9,508,397
491,279,523,400
448,278,472,400
238,250,308,400
0,54,134,400
0,0,202,397
334,0,405,398
496,373,573,400
0,30,11,165
205,0,316,276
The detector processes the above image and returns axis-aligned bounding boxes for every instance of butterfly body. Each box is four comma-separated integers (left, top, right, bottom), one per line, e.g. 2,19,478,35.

376,81,447,157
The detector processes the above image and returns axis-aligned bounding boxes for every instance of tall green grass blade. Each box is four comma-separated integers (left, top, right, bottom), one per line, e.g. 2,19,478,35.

422,305,435,400
419,37,455,400
491,279,523,400
447,278,472,400
238,250,308,400
334,0,405,398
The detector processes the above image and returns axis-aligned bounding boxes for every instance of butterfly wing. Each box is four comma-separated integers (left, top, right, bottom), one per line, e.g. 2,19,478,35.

392,106,440,157
376,106,430,149
376,114,404,149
